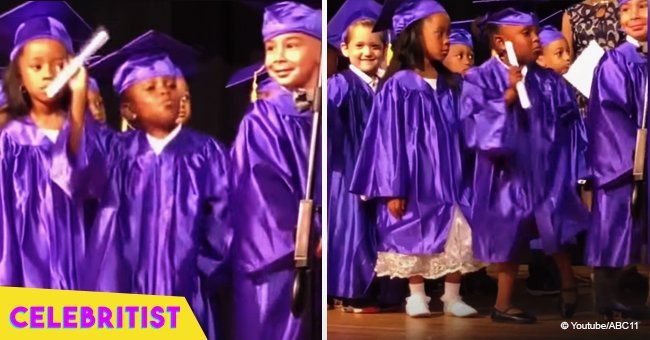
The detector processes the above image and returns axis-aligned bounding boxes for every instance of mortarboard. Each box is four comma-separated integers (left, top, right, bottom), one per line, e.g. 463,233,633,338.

486,8,537,26
226,62,267,88
451,20,474,48
262,1,321,42
0,1,92,61
90,30,199,95
539,25,565,47
327,0,382,49
374,0,447,36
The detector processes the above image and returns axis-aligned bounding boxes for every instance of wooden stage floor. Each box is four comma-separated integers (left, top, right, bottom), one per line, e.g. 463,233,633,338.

327,266,650,340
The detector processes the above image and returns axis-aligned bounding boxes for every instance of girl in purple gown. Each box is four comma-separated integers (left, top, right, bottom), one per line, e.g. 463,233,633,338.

0,1,91,290
351,0,485,318
229,2,322,339
586,0,649,319
461,8,588,323
327,0,387,313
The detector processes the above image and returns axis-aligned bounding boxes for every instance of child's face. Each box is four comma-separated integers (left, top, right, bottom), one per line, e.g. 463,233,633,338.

265,33,322,90
123,76,180,131
620,0,648,41
421,13,451,62
537,38,572,75
87,90,106,123
443,44,474,75
341,24,385,76
494,25,541,65
18,39,68,104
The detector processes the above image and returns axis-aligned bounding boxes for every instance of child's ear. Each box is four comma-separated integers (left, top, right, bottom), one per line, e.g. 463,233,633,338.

120,102,136,121
536,55,547,68
493,34,505,53
340,42,350,58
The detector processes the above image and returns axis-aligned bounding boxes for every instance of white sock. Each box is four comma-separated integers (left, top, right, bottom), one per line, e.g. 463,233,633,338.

442,282,461,301
409,282,426,297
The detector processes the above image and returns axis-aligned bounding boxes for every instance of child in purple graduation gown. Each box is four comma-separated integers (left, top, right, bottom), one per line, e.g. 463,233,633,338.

0,1,92,289
351,0,485,318
77,31,231,339
461,9,588,323
86,77,106,124
327,0,388,313
443,28,475,76
586,0,649,319
229,2,322,339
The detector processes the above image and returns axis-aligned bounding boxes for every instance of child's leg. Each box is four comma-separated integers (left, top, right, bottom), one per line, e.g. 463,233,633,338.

441,271,478,317
553,251,578,318
405,275,431,317
491,262,537,323
494,262,518,311
408,275,425,294
553,251,577,290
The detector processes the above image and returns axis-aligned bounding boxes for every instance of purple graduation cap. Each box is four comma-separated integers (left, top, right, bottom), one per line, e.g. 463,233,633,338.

327,0,382,49
451,20,474,48
90,30,199,95
485,8,537,26
539,25,565,48
87,77,99,93
226,61,267,88
262,1,321,42
619,0,632,5
225,61,280,102
0,1,92,61
374,0,447,36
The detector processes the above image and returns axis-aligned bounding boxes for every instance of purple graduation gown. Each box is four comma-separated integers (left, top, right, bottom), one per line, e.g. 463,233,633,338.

350,70,468,256
460,58,588,263
77,125,231,339
327,69,377,299
586,41,648,267
230,87,322,340
0,117,85,289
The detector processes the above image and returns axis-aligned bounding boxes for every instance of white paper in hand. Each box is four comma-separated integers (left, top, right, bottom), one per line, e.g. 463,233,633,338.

563,40,605,99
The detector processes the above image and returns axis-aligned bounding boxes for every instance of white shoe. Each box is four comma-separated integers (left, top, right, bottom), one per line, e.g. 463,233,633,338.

405,295,432,317
441,296,478,317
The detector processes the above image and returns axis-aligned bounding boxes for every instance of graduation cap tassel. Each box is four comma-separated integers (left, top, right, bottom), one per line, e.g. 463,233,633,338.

250,64,266,103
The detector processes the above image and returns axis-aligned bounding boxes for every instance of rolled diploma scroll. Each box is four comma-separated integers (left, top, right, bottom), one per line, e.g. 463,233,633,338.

46,28,110,98
504,41,531,109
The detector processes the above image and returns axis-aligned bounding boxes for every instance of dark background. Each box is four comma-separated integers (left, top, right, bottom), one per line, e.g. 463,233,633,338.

0,0,320,145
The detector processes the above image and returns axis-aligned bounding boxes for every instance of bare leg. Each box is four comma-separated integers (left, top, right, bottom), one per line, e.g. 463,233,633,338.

495,262,519,312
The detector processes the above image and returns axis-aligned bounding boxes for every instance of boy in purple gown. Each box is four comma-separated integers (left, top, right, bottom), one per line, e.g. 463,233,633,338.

0,1,91,289
586,0,649,319
76,31,231,339
351,0,485,319
229,2,322,339
327,0,388,314
461,8,588,323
